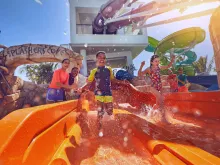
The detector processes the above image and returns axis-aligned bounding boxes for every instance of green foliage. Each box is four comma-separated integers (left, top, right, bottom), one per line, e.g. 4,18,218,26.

192,56,207,74
192,56,214,75
20,62,58,84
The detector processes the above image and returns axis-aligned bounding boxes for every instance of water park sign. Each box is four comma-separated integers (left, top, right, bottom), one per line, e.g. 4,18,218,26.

0,44,73,58
5,44,59,57
0,44,82,67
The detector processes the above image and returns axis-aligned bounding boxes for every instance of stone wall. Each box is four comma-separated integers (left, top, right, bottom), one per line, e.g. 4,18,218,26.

0,76,48,118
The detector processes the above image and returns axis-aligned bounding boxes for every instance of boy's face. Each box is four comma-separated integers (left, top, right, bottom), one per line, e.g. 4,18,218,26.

96,53,106,67
178,69,183,74
71,68,79,77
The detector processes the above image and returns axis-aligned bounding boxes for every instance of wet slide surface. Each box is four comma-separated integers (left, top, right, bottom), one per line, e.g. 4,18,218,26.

68,137,156,165
0,85,220,165
51,110,220,165
66,111,159,165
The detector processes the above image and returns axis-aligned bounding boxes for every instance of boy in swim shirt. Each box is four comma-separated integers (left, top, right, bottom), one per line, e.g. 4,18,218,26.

82,51,129,130
177,67,189,92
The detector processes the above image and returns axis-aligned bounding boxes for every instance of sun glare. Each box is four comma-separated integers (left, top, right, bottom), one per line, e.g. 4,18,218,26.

183,1,220,14
146,1,220,25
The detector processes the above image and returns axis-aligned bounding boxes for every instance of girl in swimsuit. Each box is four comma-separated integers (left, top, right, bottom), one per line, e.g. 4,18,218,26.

138,54,175,122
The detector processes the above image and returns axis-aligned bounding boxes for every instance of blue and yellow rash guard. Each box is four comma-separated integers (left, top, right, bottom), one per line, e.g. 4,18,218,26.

178,74,187,87
88,66,114,103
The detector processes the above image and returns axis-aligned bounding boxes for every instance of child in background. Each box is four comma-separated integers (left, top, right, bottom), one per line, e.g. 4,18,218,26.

167,69,178,92
138,53,175,122
138,54,176,100
177,67,189,92
65,67,81,100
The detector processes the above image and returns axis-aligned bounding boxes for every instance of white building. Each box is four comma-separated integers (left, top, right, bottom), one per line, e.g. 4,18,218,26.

62,0,148,76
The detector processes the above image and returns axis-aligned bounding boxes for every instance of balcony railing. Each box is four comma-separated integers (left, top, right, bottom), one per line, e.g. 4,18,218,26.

76,24,143,35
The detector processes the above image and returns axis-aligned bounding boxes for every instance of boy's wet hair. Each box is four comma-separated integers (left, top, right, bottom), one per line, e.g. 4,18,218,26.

96,51,106,58
178,67,183,71
150,55,159,67
61,58,70,63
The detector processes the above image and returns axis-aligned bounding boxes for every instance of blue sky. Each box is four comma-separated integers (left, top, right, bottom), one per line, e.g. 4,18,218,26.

0,0,70,80
0,0,70,46
0,0,219,80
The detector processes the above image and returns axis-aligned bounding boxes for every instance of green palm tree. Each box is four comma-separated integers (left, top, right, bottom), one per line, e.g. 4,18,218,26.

192,56,214,75
20,62,58,84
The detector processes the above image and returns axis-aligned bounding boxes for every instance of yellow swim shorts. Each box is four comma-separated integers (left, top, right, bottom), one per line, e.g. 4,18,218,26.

95,96,113,103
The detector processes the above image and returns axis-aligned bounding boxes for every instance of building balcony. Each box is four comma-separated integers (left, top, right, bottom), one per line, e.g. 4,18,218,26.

70,34,148,47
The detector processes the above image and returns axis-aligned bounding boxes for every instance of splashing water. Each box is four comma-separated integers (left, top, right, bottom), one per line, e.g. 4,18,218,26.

80,144,154,165
138,104,163,124
124,136,128,142
99,131,104,137
193,109,202,117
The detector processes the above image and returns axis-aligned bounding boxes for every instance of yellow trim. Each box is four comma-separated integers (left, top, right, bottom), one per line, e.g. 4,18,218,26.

87,68,97,82
106,66,115,80
95,96,113,103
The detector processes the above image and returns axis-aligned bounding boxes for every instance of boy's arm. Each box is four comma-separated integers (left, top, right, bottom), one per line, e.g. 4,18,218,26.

178,78,185,85
79,69,96,92
185,75,189,83
80,81,92,92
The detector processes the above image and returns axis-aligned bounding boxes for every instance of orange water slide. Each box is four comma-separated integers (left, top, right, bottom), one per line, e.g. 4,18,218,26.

0,84,220,165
